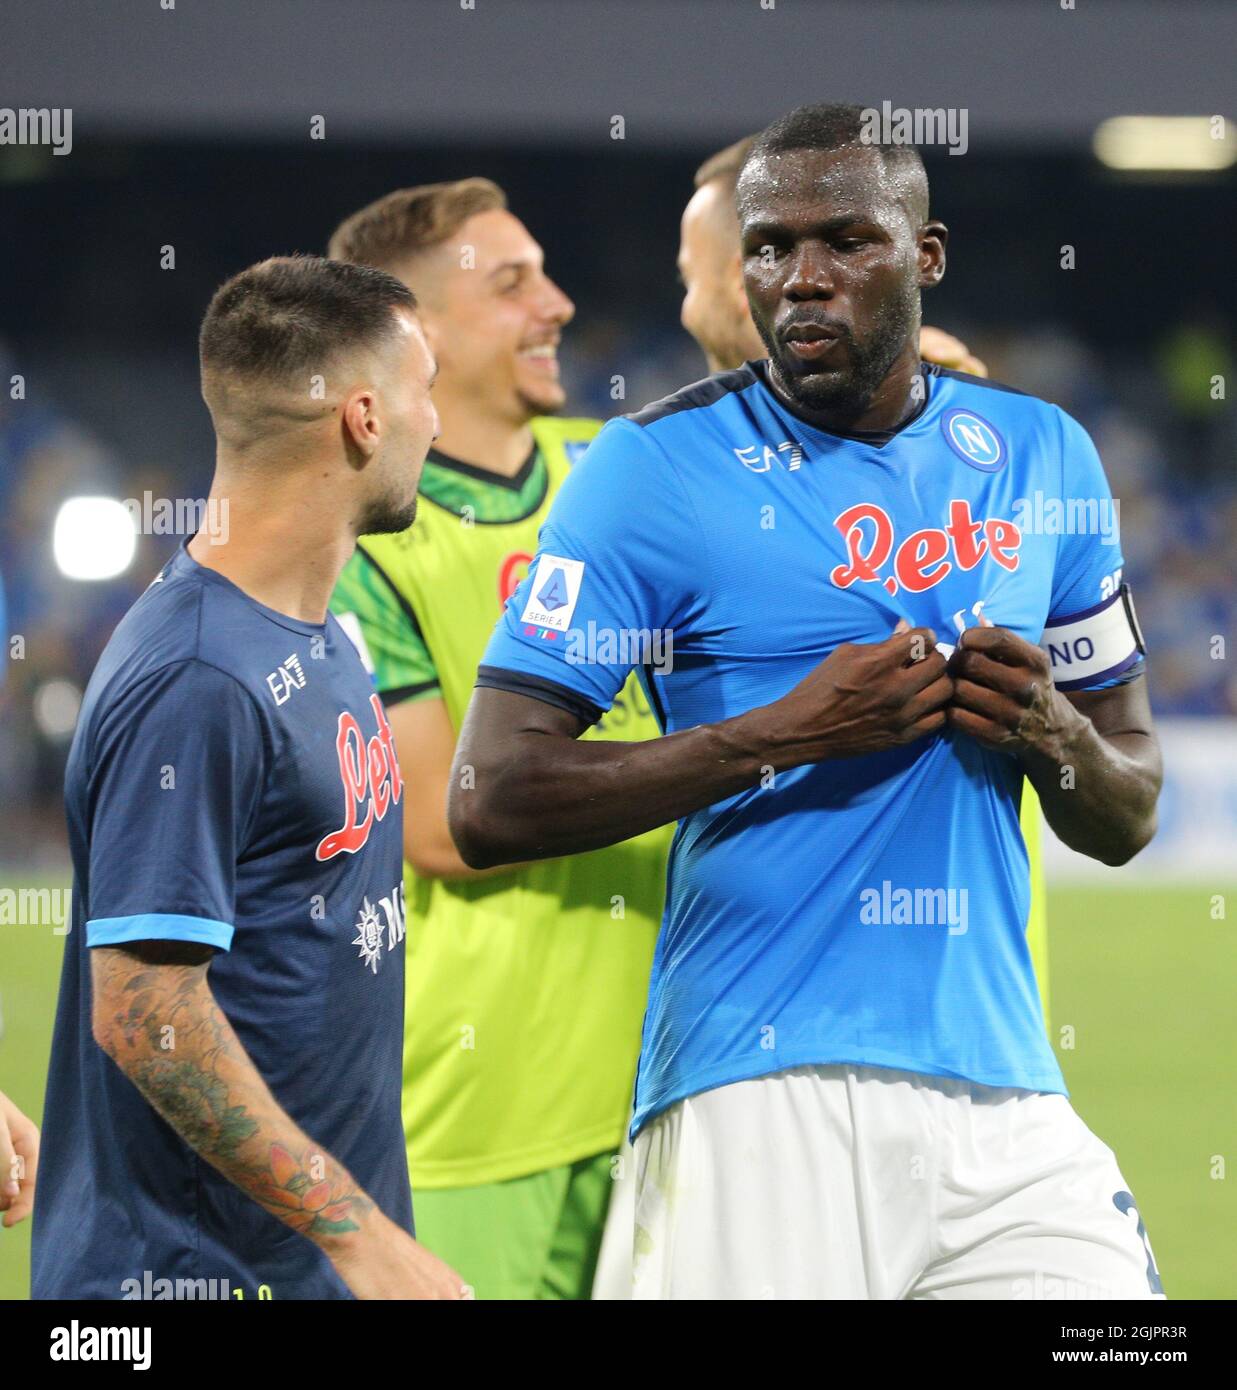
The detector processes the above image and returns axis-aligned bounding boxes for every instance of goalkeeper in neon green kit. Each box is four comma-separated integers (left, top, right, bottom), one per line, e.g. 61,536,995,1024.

328,180,668,1299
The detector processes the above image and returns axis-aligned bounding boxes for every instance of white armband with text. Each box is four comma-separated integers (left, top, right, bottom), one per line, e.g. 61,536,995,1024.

1040,584,1145,691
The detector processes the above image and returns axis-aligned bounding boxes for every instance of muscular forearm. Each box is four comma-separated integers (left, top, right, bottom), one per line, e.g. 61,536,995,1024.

91,947,378,1254
947,629,1161,868
452,705,783,866
452,633,952,868
1018,700,1161,866
405,801,534,881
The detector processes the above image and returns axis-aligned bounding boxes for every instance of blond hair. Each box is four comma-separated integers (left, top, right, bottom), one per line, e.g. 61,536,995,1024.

328,177,507,269
693,135,756,192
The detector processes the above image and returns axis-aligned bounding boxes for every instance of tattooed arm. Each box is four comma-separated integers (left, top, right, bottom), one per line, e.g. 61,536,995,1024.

90,940,464,1300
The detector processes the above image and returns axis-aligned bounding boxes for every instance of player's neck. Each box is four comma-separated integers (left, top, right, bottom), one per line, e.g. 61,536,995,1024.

431,395,535,477
187,474,356,625
767,342,925,437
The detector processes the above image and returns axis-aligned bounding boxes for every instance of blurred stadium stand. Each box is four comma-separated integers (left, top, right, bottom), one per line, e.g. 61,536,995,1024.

0,0,1233,864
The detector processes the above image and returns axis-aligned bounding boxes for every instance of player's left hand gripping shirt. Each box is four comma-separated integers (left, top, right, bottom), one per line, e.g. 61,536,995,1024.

478,362,1144,1140
33,541,412,1300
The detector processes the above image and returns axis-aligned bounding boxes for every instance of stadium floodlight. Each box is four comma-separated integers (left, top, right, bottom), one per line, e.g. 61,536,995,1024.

52,496,138,580
1093,116,1236,172
32,678,83,740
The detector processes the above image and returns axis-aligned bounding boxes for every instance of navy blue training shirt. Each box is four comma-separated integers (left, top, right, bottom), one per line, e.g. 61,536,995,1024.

33,541,412,1300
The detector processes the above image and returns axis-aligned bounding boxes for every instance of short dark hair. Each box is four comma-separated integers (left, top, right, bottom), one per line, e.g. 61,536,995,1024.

742,102,928,220
199,254,417,384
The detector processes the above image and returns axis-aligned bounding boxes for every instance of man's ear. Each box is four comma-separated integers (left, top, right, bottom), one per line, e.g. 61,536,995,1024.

918,220,948,289
341,387,380,466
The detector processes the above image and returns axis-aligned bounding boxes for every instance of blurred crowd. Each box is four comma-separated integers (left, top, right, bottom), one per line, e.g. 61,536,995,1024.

0,317,1233,861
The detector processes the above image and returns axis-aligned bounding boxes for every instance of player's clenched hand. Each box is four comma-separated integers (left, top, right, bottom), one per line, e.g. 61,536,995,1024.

767,622,953,762
0,1089,40,1228
329,1214,470,1300
946,625,1081,759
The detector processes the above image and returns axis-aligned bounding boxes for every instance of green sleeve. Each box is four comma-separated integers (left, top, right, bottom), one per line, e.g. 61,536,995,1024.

330,542,440,705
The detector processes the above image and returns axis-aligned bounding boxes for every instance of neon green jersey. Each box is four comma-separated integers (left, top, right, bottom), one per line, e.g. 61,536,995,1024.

331,418,670,1188
1023,784,1050,1029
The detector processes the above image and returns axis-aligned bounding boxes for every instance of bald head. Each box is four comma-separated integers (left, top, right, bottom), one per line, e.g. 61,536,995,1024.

680,135,766,372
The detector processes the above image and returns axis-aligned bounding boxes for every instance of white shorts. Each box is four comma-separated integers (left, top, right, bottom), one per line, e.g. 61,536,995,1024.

630,1064,1164,1300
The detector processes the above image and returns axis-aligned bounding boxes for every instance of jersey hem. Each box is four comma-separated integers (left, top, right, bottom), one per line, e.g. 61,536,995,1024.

381,679,442,706
629,1049,1068,1142
407,1117,625,1189
86,913,234,950
474,665,604,726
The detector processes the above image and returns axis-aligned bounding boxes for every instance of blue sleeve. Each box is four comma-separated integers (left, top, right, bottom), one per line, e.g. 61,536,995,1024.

84,659,267,951
1045,409,1144,691
477,417,704,718
1048,409,1127,621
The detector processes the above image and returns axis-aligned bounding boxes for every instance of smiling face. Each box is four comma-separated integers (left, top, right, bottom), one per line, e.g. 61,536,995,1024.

408,208,574,427
738,143,946,423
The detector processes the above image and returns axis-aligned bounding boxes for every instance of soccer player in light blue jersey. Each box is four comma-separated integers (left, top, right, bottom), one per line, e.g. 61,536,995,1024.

449,105,1164,1300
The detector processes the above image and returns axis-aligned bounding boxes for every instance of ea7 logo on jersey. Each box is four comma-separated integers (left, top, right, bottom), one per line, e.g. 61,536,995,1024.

316,693,404,861
734,440,804,472
831,498,1021,596
266,652,306,705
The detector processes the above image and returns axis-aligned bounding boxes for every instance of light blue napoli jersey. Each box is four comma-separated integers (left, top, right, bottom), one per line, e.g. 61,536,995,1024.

477,361,1144,1138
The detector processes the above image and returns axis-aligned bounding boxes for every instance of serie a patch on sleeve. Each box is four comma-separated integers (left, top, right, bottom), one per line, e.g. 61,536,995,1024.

1040,583,1146,691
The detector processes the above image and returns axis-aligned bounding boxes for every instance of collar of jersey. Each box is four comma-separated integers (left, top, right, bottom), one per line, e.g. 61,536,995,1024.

172,538,328,636
417,442,549,523
749,358,939,450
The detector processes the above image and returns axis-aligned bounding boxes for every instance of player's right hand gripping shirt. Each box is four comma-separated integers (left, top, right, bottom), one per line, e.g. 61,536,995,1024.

33,541,412,1300
478,362,1145,1140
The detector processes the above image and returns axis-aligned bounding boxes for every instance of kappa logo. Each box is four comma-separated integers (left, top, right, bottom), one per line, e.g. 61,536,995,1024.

266,652,306,705
316,694,404,861
734,439,805,473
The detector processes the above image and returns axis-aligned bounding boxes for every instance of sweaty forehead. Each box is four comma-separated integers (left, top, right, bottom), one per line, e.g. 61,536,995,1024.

737,146,905,230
